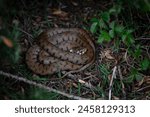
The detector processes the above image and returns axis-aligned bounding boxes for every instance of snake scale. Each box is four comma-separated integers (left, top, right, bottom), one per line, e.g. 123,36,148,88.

26,28,95,75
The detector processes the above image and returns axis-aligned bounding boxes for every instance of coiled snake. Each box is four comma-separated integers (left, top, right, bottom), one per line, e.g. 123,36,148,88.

26,28,95,75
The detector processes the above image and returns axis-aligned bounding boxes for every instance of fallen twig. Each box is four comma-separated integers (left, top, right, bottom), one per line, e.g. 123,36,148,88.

118,66,126,99
78,79,96,90
136,85,150,92
62,71,97,90
0,70,89,100
124,51,131,67
135,37,150,40
109,66,117,100
17,28,33,38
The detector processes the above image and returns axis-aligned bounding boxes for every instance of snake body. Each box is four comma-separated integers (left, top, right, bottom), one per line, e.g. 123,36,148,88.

26,28,95,75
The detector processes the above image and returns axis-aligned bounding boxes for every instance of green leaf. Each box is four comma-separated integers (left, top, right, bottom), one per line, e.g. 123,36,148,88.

97,34,104,43
121,34,127,41
101,30,111,42
109,21,115,38
121,29,134,46
134,0,150,12
140,58,150,71
109,5,122,15
90,17,99,23
99,19,107,29
115,25,125,34
101,12,110,22
127,68,143,82
90,22,98,33
133,45,142,59
109,21,115,29
109,29,115,38
126,35,135,45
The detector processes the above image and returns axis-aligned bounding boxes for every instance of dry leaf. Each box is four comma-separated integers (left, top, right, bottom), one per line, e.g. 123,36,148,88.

65,81,74,89
108,74,112,81
138,78,144,86
137,76,150,86
36,17,42,22
78,79,94,89
144,76,150,84
78,79,86,84
1,36,13,48
12,19,19,25
73,82,78,88
112,95,120,100
104,49,115,60
71,0,78,6
52,9,69,19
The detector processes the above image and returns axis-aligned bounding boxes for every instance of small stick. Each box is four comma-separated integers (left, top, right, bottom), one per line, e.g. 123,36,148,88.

124,51,133,67
135,37,150,40
136,85,150,92
62,71,97,91
17,28,33,38
118,66,126,99
78,79,96,90
109,66,117,100
0,70,89,100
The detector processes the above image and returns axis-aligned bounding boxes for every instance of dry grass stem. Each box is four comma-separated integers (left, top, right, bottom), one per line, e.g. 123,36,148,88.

109,66,117,100
0,70,89,100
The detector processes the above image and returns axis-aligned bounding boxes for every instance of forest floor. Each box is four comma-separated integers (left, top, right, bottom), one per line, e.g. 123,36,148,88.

0,0,150,99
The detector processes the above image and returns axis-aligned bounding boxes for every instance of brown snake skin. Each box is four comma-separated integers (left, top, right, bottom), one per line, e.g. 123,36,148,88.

26,28,95,75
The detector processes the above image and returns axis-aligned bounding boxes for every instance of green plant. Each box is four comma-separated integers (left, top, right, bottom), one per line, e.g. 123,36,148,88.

140,58,150,71
124,68,143,85
90,4,150,68
119,0,150,12
90,6,135,48
98,64,110,88
90,4,149,99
